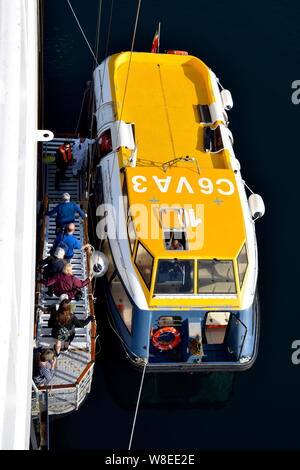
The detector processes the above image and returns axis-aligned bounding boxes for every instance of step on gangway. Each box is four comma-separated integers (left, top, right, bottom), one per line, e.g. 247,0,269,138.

32,137,97,422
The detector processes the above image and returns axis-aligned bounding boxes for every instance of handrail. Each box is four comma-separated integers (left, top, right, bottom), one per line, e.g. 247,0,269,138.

83,213,97,362
33,179,97,412
76,362,94,384
35,195,48,338
38,383,76,391
37,360,94,392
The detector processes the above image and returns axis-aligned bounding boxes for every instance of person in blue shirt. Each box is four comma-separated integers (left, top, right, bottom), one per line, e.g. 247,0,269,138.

50,223,90,260
46,193,87,233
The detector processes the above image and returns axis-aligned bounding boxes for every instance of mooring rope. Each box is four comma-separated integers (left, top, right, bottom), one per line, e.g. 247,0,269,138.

242,179,254,194
66,0,99,65
104,0,115,59
128,360,147,451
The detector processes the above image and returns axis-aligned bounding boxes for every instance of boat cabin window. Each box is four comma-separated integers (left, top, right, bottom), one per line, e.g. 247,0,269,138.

163,231,187,251
154,259,194,294
110,274,133,332
98,129,112,159
237,244,248,289
127,215,137,254
157,316,182,328
203,125,224,153
93,166,103,206
122,177,129,217
197,259,236,294
101,238,116,282
135,242,154,289
198,104,212,124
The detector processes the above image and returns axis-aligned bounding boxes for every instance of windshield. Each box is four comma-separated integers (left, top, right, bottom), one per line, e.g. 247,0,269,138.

198,259,236,294
154,259,194,294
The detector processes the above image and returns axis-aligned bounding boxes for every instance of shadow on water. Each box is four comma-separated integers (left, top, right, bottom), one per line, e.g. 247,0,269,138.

102,360,235,410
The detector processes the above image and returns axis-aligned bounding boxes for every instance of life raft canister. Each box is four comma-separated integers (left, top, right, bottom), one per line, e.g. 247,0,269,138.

152,327,181,351
166,50,188,55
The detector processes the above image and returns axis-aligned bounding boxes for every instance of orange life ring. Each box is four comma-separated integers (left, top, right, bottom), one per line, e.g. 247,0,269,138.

166,50,188,55
152,327,181,351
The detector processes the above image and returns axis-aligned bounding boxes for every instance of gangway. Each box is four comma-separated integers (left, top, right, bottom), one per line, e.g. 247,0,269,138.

32,137,97,419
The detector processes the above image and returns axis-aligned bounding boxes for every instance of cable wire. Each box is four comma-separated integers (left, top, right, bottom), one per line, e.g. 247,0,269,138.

108,0,142,189
66,0,99,65
128,360,147,450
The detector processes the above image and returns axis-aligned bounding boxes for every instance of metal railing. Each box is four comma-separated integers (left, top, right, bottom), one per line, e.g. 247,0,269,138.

32,138,97,417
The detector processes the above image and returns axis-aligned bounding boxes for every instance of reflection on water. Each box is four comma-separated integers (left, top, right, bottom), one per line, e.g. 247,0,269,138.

103,359,235,409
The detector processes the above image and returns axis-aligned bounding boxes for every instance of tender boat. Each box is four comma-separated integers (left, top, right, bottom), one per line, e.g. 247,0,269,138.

91,50,265,371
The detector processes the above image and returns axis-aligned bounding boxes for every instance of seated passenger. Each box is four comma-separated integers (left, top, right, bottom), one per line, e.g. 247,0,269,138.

46,193,87,234
33,349,57,386
41,262,90,300
50,298,95,356
166,239,184,250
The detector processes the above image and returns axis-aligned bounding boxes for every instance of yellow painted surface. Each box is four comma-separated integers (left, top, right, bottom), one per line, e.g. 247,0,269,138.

109,52,229,167
107,52,246,308
125,166,245,259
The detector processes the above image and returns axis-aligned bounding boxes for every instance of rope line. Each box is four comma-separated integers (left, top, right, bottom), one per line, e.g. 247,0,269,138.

104,0,115,59
66,0,99,65
75,89,87,135
108,0,142,189
158,65,176,158
118,0,142,125
242,179,254,194
94,0,103,65
128,360,147,451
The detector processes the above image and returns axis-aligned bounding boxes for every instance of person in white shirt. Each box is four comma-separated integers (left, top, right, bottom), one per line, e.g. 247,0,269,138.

72,135,98,177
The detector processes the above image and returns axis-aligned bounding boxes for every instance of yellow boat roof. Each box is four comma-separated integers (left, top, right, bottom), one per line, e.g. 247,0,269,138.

125,166,246,259
109,52,229,169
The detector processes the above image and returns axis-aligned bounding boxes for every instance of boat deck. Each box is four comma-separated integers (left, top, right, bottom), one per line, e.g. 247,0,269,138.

32,138,96,416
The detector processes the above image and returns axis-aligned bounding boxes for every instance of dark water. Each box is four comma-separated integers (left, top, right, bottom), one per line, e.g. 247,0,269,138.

44,0,300,450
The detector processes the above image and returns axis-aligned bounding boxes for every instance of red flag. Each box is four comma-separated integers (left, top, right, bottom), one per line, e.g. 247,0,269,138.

151,23,161,53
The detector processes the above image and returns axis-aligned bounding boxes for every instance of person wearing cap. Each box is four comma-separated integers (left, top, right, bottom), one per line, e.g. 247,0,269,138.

50,223,90,261
46,193,87,234
55,141,72,190
72,135,99,178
